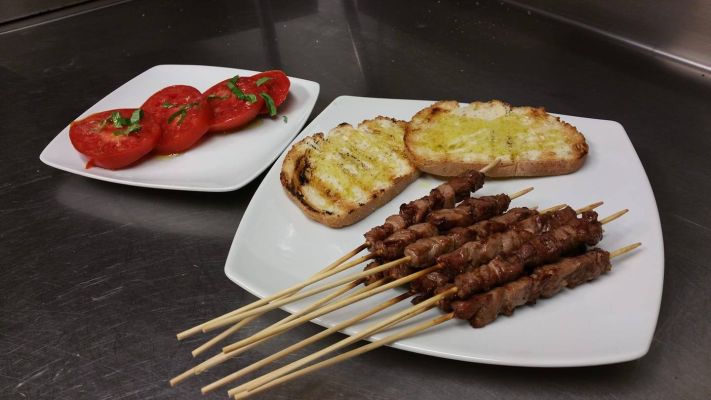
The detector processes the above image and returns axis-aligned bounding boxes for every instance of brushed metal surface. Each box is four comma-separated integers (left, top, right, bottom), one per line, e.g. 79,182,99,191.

505,0,711,71
1,0,710,399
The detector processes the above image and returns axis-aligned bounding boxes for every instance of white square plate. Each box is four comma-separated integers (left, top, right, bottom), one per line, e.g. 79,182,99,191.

40,65,320,192
225,96,664,366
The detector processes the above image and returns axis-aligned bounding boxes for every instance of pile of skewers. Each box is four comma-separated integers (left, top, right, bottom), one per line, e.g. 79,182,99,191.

170,160,640,398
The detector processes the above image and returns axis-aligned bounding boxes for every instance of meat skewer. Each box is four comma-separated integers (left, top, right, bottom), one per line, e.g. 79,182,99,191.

430,210,608,312
449,209,626,301
380,207,538,283
451,247,613,326
384,202,600,287
368,189,534,284
234,243,641,399
200,202,572,390
230,233,628,395
371,193,514,260
201,206,592,392
173,203,603,388
364,161,500,248
171,206,620,394
215,208,622,391
410,203,600,298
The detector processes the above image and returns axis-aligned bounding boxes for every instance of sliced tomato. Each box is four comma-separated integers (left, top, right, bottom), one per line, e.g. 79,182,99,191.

249,70,290,114
203,76,264,132
69,108,161,169
142,85,212,154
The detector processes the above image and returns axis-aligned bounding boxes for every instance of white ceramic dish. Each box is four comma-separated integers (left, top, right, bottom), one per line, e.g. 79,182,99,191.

40,65,319,192
225,96,663,367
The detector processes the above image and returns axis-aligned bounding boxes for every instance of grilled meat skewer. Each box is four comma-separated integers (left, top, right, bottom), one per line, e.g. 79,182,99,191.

412,206,578,296
372,194,511,260
435,211,602,309
364,170,485,248
385,207,537,282
451,248,611,327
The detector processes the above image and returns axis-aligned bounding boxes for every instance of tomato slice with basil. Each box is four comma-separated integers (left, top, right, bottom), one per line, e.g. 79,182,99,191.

69,108,161,169
203,76,264,132
249,70,290,115
142,85,212,154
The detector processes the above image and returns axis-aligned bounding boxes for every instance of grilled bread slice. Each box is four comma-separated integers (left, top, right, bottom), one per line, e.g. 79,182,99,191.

281,117,419,228
405,100,588,177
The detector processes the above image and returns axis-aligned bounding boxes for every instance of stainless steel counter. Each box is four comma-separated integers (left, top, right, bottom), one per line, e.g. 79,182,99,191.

1,1,710,399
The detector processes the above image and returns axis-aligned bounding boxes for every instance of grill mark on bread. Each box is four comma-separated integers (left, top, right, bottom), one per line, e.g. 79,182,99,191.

281,117,418,227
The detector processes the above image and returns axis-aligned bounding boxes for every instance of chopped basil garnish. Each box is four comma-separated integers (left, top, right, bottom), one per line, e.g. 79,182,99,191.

167,108,186,125
109,111,131,128
260,92,277,117
282,115,288,123
166,102,199,126
161,102,176,108
130,109,143,124
111,109,143,136
255,77,272,86
227,76,258,103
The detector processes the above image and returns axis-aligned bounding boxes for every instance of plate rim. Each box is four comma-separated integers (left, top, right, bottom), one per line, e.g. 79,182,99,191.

224,94,664,367
39,64,320,192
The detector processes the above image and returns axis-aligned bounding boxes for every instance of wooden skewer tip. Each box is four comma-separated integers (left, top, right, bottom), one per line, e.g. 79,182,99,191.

177,244,368,341
509,186,534,200
541,204,566,213
479,158,501,174
600,209,629,225
610,242,642,258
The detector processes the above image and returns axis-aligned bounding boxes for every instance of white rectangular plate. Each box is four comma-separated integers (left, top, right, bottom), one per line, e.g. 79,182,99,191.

225,96,664,367
40,65,320,192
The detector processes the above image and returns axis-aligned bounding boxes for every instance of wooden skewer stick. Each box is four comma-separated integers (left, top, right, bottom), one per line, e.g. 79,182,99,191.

578,201,604,213
233,241,641,398
540,204,565,213
192,279,363,357
599,209,629,225
204,257,411,333
609,242,641,258
202,291,412,394
234,312,455,399
480,158,502,174
176,243,368,340
197,252,374,334
192,315,258,357
170,279,387,386
227,287,458,396
510,186,534,200
220,265,441,354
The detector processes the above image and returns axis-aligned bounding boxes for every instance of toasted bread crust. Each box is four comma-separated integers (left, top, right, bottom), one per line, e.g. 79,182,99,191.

405,100,588,177
281,117,419,228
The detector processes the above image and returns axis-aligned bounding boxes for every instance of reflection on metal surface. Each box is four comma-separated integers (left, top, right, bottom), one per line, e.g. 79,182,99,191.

55,177,249,238
504,0,711,73
254,0,282,68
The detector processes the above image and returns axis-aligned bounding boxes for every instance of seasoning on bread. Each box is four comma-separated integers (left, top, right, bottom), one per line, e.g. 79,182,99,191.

404,100,588,177
281,117,419,228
